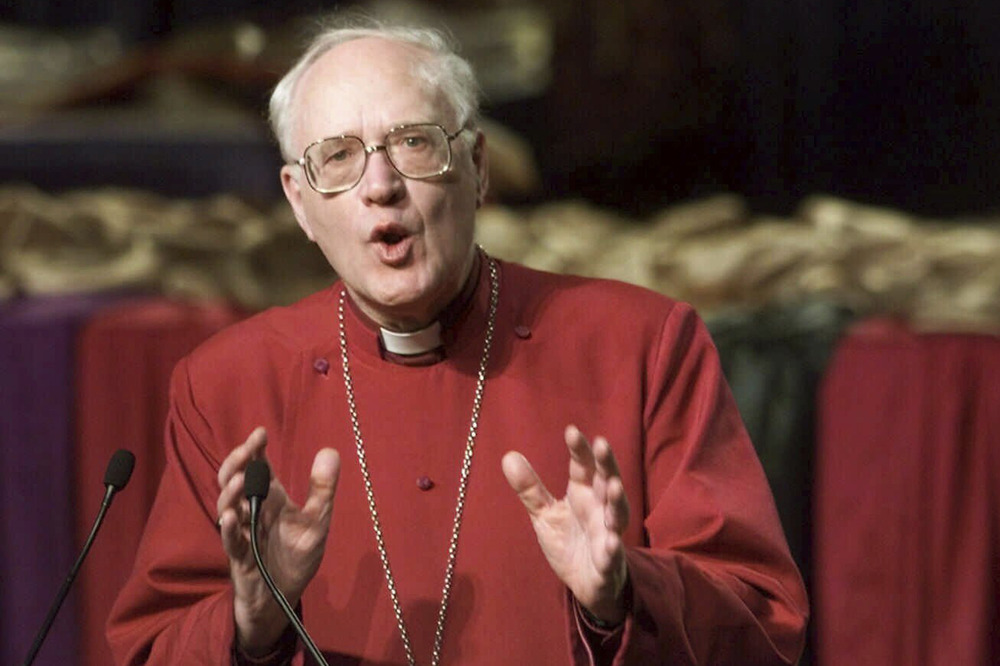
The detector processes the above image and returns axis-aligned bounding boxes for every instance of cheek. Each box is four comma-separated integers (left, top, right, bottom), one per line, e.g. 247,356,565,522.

302,197,347,238
300,202,353,261
424,185,478,239
426,208,475,261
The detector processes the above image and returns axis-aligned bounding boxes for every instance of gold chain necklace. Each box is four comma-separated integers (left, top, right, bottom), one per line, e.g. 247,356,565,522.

337,256,499,666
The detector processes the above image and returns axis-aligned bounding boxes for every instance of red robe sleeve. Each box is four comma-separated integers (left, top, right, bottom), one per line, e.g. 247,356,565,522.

568,303,809,665
106,357,305,666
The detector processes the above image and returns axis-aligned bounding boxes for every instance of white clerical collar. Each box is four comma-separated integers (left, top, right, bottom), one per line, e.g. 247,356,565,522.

379,321,444,356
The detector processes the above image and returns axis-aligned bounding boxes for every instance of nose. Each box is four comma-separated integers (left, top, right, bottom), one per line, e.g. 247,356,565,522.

358,146,405,205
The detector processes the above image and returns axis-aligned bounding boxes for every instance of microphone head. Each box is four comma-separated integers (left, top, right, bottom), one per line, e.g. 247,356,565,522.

245,460,271,500
104,449,136,490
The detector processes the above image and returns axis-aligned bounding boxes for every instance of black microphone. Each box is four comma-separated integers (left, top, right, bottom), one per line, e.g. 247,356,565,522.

244,459,329,666
23,449,135,666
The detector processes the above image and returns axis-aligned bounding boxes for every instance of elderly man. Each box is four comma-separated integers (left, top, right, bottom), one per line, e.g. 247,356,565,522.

109,18,807,666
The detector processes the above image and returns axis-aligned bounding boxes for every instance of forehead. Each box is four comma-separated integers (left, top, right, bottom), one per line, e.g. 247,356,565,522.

292,38,454,144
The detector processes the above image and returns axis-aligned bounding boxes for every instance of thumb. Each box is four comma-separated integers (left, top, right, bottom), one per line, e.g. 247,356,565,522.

502,451,554,516
302,448,340,520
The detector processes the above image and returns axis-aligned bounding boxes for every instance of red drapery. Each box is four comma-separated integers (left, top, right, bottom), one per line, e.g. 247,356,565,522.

74,298,245,666
815,318,1000,666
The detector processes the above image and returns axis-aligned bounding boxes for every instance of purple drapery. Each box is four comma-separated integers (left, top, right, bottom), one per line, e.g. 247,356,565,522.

0,294,118,666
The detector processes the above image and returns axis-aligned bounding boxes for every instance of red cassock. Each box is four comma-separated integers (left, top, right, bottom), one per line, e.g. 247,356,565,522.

108,258,808,665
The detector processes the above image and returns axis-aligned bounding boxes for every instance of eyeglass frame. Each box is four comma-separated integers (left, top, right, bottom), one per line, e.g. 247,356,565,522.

291,123,470,195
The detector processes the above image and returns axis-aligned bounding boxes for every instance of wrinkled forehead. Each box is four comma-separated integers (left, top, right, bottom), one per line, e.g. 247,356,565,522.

290,38,457,147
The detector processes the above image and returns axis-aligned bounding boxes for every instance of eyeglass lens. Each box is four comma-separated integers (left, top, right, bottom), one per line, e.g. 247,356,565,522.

304,124,452,192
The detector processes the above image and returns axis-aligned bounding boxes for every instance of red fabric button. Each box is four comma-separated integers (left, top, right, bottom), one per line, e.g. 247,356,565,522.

514,325,531,339
417,476,434,491
313,358,330,375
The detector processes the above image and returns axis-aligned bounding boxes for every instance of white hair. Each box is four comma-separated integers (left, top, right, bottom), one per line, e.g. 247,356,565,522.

269,16,482,162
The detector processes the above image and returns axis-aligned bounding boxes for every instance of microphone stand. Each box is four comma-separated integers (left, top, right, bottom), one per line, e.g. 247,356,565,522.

23,483,118,666
248,476,330,666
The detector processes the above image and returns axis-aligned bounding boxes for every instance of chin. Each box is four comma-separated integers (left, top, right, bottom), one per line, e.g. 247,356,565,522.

381,265,438,297
368,281,430,311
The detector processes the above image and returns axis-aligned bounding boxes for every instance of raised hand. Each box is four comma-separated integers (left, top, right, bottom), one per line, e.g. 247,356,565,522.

216,427,340,654
502,425,630,624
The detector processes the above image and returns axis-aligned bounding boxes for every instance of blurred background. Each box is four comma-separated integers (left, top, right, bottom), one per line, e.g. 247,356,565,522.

3,0,1000,213
1,1,998,665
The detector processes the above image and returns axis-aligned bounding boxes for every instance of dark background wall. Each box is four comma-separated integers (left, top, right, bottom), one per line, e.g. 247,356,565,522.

732,0,1000,217
3,0,999,217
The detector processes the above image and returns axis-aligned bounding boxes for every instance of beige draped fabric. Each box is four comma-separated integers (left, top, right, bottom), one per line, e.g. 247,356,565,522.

2,185,999,332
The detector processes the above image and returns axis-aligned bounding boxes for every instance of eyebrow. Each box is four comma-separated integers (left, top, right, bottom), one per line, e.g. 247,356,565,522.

317,120,443,140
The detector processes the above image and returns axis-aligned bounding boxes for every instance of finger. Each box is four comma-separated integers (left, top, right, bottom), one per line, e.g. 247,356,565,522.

219,508,249,560
218,427,268,490
600,531,627,582
592,436,622,480
216,469,248,527
501,451,555,515
564,425,597,483
301,448,341,522
603,476,630,534
218,470,251,558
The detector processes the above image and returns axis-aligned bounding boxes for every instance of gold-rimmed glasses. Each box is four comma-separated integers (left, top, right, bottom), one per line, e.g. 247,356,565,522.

293,123,467,194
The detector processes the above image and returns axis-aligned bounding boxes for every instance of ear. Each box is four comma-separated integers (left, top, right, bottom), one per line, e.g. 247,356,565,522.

471,130,489,208
281,164,316,242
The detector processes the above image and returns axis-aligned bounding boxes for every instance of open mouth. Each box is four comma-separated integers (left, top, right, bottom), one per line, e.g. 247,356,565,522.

370,224,414,265
380,230,405,245
371,223,410,245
